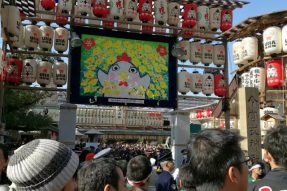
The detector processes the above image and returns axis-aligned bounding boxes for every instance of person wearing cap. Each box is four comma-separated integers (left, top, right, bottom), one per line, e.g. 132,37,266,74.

248,126,287,191
155,151,177,191
6,139,79,191
248,164,262,183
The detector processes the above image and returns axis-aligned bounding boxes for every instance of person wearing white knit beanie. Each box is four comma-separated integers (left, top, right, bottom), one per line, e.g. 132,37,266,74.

6,139,79,191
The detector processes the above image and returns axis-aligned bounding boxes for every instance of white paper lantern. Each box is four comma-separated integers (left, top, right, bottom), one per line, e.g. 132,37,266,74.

124,0,137,21
213,44,225,66
73,5,85,24
54,27,69,53
202,43,213,66
190,71,203,94
77,0,91,15
11,25,25,50
209,7,221,31
197,5,209,31
22,57,37,85
178,40,190,62
53,59,67,87
282,25,287,53
263,26,282,55
2,5,22,37
37,59,52,87
232,40,246,65
190,40,202,64
250,67,265,92
110,0,124,20
154,0,168,26
241,72,251,87
129,13,141,30
24,25,40,50
167,2,180,26
39,26,54,51
58,0,73,12
242,37,258,62
178,70,191,94
202,73,214,96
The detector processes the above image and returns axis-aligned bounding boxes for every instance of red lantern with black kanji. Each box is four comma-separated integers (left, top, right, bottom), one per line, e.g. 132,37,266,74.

214,74,226,97
266,59,284,87
92,0,109,18
6,56,23,85
40,0,56,10
182,3,197,28
138,0,153,22
220,8,232,32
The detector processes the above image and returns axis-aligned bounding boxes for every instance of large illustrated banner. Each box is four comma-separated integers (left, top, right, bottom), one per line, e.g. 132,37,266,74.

70,28,177,108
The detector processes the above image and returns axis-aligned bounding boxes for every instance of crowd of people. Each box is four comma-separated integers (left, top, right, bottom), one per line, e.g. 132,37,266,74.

1,126,287,191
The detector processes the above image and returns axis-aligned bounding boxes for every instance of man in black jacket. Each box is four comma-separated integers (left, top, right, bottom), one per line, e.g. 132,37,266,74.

248,126,287,191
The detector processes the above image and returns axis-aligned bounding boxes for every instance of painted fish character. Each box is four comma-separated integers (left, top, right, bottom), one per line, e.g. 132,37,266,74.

98,53,150,99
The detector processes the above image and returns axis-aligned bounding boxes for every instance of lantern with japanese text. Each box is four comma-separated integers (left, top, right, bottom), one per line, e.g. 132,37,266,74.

73,5,85,24
77,0,91,16
213,44,225,67
220,8,232,32
24,25,40,50
250,67,266,92
110,0,124,20
124,0,137,21
54,27,69,53
39,26,54,51
202,73,214,96
202,43,213,66
6,56,23,85
103,15,115,28
263,26,282,55
154,0,168,26
142,18,153,32
11,26,25,50
266,59,284,87
40,0,56,10
242,37,258,62
190,40,202,64
209,7,221,31
182,3,197,28
206,108,213,117
58,0,73,12
22,57,37,85
92,0,109,18
129,13,141,30
197,5,209,31
282,25,287,53
196,110,203,119
138,0,153,22
190,71,203,94
178,69,191,94
53,59,67,87
1,5,22,37
232,40,246,65
167,2,180,26
37,59,52,87
214,74,226,97
55,5,68,25
241,72,251,87
178,40,190,62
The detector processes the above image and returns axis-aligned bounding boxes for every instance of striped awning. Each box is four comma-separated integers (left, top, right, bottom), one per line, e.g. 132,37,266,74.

179,0,249,9
3,0,35,16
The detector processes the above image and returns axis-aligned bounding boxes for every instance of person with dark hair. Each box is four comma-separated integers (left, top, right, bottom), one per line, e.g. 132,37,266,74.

126,155,154,191
0,143,10,189
248,126,287,190
187,128,248,191
178,165,195,191
117,160,128,178
77,158,127,191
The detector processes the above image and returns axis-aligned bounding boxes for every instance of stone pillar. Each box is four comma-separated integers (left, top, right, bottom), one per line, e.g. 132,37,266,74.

171,111,190,167
58,103,77,149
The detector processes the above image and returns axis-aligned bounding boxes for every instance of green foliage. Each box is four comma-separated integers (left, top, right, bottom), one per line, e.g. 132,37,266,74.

3,89,54,131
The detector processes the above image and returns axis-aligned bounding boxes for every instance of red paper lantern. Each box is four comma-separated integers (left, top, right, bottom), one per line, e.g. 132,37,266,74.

220,8,232,32
214,74,226,97
6,56,23,85
56,5,68,25
142,19,153,32
182,3,197,28
40,0,55,10
138,0,153,22
206,108,213,117
92,0,109,18
196,110,203,119
266,59,284,87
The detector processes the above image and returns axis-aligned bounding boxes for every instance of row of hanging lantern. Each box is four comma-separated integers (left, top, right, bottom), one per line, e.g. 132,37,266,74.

233,25,287,66
10,25,69,53
241,59,285,89
36,0,233,32
1,54,67,87
176,40,225,67
190,108,213,119
178,70,226,97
